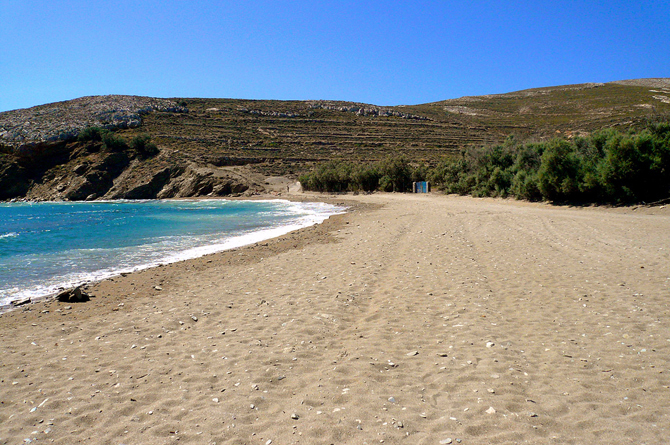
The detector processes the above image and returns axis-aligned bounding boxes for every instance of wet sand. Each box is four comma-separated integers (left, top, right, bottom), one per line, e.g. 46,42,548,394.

1,193,669,444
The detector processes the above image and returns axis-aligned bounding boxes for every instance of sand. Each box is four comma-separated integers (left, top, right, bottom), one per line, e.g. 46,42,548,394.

1,193,669,445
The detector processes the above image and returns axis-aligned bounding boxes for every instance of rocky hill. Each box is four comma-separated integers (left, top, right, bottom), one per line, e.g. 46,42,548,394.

0,95,186,151
1,79,668,201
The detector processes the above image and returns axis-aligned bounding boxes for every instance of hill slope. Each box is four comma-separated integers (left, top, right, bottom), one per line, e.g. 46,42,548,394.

1,79,668,200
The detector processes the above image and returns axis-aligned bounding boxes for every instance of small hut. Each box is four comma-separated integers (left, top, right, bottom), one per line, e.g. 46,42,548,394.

413,181,430,193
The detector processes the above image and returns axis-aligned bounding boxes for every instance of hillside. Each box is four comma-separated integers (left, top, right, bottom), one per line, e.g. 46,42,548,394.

1,78,668,201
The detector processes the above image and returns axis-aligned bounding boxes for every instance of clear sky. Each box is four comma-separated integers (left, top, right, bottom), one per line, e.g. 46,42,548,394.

1,0,669,112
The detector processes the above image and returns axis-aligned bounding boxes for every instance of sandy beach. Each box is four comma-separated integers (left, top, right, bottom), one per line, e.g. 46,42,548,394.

1,193,669,445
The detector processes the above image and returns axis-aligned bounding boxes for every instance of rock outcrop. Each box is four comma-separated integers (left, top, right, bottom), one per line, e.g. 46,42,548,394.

308,101,430,120
0,160,30,200
0,138,263,201
156,165,250,198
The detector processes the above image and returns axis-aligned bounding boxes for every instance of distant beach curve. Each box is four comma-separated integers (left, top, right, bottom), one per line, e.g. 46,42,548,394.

0,199,345,307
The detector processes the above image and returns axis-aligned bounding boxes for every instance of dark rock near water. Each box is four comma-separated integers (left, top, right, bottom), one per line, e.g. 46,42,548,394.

11,297,31,307
156,164,249,199
123,167,173,199
0,158,30,200
56,287,91,303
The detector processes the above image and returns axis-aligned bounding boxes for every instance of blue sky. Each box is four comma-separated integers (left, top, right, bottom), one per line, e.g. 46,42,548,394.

1,1,668,112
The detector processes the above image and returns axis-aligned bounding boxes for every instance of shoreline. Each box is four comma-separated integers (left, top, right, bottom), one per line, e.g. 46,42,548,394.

0,195,357,314
1,193,669,444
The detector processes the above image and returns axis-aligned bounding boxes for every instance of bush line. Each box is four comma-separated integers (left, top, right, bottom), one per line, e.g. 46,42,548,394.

78,127,158,157
300,122,670,204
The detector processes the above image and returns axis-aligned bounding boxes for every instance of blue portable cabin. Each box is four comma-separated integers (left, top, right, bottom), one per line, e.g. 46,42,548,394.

413,181,430,193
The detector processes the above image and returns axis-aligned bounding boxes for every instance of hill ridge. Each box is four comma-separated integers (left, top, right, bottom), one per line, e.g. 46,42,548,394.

1,78,669,201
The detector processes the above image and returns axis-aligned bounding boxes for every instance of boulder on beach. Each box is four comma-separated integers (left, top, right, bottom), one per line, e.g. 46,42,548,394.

56,286,91,303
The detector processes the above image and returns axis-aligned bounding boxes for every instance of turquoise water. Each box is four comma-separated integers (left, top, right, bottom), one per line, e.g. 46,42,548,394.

0,199,344,306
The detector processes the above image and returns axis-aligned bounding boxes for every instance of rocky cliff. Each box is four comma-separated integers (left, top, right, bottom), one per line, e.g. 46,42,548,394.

0,137,264,201
0,96,270,201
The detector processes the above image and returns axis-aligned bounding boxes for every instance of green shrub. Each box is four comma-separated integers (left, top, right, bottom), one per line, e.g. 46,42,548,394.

536,139,582,201
510,170,541,200
351,165,380,192
299,161,352,192
130,134,159,157
429,157,469,194
77,127,108,142
513,143,544,172
488,166,513,197
411,163,429,183
595,129,670,202
300,156,427,193
378,156,412,192
102,132,128,152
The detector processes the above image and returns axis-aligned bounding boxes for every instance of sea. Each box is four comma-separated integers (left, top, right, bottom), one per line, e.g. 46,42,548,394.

0,199,345,308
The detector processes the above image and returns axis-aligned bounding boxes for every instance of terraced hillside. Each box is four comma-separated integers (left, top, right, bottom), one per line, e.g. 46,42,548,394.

141,80,670,170
137,99,485,171
0,78,668,200
417,80,670,137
